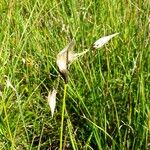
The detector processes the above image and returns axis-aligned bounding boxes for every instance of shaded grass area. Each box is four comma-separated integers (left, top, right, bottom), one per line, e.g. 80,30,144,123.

0,0,149,149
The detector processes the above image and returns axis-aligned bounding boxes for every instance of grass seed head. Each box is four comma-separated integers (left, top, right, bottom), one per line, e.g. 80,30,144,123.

93,33,119,49
48,89,57,117
56,40,75,83
56,39,89,82
4,75,16,92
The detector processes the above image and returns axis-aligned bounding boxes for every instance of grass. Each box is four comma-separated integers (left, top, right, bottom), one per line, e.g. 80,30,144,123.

0,0,149,149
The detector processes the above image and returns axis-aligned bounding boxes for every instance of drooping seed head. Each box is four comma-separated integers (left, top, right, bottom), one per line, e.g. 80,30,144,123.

48,89,57,117
56,39,89,82
56,40,75,83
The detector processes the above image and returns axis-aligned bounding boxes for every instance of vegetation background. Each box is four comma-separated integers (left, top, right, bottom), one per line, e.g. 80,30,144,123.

0,0,149,149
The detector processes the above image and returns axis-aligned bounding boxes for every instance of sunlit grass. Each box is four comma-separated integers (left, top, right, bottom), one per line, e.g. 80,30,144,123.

0,0,149,149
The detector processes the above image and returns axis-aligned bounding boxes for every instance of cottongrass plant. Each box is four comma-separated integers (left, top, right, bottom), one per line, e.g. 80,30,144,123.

47,33,119,149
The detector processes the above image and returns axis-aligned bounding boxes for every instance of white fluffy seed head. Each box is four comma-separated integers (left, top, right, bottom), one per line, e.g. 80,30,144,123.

56,40,75,82
56,39,89,82
93,33,119,49
48,89,57,117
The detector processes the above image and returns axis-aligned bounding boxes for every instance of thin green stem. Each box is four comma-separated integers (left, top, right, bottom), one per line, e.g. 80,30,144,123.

3,103,15,149
60,83,68,150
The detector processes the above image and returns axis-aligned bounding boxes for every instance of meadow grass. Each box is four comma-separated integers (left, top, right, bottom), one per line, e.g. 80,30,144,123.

0,0,149,149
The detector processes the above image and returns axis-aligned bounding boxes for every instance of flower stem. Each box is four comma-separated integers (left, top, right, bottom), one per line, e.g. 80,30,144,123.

60,83,67,150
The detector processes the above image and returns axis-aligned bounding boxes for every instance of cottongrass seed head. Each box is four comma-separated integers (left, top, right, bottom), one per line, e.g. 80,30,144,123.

93,33,119,49
48,89,57,117
56,39,80,83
